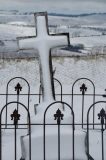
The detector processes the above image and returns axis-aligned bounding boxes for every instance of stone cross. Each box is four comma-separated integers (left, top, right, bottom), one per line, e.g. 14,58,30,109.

18,12,69,102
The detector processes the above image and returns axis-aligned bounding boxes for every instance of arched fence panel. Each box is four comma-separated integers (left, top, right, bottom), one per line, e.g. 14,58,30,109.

0,101,31,160
87,101,106,160
43,101,75,160
72,78,95,129
5,77,30,128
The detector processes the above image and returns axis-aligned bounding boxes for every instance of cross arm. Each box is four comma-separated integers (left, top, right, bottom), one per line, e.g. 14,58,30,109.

48,33,70,49
17,36,39,50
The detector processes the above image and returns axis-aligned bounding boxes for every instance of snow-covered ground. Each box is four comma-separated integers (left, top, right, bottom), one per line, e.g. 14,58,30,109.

0,57,106,160
71,35,106,48
0,11,106,160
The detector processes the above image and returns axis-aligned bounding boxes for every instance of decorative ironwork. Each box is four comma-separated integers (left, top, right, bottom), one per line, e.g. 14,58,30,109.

15,83,22,95
72,78,95,129
11,109,20,125
87,101,106,160
80,83,87,128
98,108,106,128
54,108,64,125
5,77,30,129
10,109,19,160
1,77,106,160
44,101,74,160
0,101,31,160
80,83,87,95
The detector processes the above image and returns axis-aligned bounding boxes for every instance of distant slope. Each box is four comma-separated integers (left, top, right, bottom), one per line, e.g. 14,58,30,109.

49,12,106,18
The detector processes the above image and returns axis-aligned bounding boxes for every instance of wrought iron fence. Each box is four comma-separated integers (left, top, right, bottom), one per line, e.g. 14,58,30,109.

0,77,106,160
87,101,106,160
5,77,30,128
71,78,95,129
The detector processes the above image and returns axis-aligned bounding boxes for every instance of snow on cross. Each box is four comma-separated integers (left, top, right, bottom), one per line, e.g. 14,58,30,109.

18,12,69,102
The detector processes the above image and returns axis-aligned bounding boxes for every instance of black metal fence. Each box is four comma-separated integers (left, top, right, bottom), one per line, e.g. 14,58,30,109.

0,77,106,160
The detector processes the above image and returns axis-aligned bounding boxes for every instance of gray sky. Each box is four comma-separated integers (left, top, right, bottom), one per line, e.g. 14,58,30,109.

0,0,106,14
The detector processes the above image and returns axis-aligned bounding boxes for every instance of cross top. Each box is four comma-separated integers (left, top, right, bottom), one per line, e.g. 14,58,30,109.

18,12,70,102
35,12,48,36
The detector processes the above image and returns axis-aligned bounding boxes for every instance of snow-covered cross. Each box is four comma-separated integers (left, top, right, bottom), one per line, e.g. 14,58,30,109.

18,12,69,102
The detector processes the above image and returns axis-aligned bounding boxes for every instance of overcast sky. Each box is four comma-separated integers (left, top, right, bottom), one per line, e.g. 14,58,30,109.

0,0,106,14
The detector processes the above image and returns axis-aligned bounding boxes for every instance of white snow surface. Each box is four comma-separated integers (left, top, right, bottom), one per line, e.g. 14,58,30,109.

0,12,106,160
71,35,106,48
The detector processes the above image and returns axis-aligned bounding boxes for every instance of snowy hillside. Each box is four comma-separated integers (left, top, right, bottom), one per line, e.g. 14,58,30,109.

0,11,106,57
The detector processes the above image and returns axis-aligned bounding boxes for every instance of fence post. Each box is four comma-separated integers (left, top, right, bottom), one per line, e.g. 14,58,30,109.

80,83,87,128
72,78,95,129
54,109,64,160
0,114,2,160
98,108,106,160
